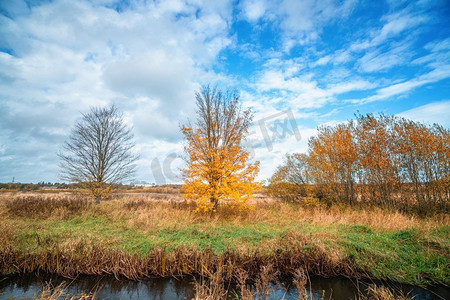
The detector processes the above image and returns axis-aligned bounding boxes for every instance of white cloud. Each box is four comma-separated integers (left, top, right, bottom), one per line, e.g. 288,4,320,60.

250,127,317,180
238,0,357,51
349,64,450,104
326,80,376,94
350,7,428,52
311,49,352,67
398,100,450,127
0,0,233,183
425,38,450,53
313,55,332,66
253,65,376,109
102,50,196,114
372,12,428,45
334,50,352,64
277,0,356,46
358,40,413,73
342,3,432,77
412,38,450,68
0,0,448,185
239,0,268,22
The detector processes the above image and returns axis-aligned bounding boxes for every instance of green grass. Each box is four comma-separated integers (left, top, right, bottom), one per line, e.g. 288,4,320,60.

339,225,449,285
14,218,286,255
6,214,450,285
153,224,284,253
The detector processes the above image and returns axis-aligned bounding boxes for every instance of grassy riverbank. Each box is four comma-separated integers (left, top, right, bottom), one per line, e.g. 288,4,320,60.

0,192,448,287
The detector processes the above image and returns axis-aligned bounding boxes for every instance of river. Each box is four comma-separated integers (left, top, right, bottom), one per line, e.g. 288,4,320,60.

0,274,448,299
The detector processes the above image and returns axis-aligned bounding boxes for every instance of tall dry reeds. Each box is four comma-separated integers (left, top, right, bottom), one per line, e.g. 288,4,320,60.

4,195,91,218
292,268,308,299
361,284,412,300
35,281,97,300
192,268,227,300
2,192,444,233
0,230,359,281
192,265,311,300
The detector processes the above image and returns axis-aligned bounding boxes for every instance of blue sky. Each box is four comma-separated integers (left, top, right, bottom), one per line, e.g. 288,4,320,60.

0,0,449,184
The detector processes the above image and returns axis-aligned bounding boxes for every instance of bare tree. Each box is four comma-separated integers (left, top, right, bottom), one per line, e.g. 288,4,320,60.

267,153,311,202
58,105,138,201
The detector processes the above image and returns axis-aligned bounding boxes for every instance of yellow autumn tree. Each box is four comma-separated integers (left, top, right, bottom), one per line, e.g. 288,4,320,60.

181,85,260,212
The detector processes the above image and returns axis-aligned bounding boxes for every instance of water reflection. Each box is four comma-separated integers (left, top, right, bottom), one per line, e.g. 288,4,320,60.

277,276,448,300
0,274,448,300
0,275,196,300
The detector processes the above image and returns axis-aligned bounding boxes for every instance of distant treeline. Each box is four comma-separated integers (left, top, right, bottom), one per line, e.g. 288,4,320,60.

0,182,183,192
269,114,449,215
0,182,136,191
0,182,69,191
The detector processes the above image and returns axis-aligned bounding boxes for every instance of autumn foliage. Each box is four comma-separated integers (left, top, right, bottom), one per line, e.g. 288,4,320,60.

182,86,260,212
269,114,449,214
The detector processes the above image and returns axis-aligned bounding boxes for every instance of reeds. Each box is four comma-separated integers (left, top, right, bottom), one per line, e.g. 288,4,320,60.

292,268,308,299
125,185,183,194
2,192,445,231
35,281,97,300
192,266,310,300
0,192,447,290
31,274,414,300
4,195,91,218
362,284,412,300
0,230,360,282
192,268,227,300
235,267,253,300
35,281,67,300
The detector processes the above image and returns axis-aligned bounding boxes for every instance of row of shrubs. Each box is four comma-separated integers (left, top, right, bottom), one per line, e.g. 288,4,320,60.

268,114,449,215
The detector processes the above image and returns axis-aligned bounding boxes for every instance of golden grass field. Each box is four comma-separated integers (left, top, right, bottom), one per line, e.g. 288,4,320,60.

0,190,448,299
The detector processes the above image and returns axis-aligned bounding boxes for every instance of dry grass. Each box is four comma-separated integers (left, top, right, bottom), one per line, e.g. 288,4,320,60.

0,192,447,249
35,282,67,300
35,281,97,300
0,232,356,281
31,273,414,300
193,265,298,300
123,185,183,194
235,267,253,300
362,284,412,300
1,191,445,232
89,195,447,233
292,268,308,299
3,195,92,219
192,268,228,300
0,191,448,287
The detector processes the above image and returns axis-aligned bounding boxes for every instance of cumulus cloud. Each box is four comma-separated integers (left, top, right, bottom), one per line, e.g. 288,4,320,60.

102,51,195,114
0,0,448,184
0,0,233,183
238,0,268,22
